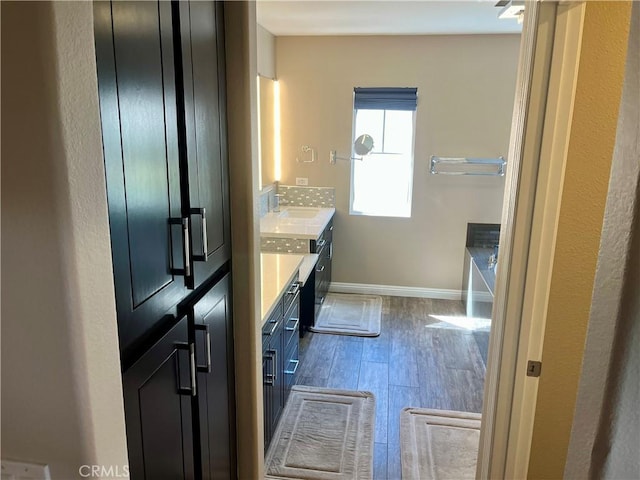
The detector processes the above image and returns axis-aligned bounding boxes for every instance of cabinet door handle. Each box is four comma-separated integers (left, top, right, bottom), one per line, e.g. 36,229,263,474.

316,265,325,272
263,352,273,385
190,207,208,261
195,324,212,373
176,342,197,397
169,217,191,278
285,318,300,332
264,349,277,384
284,359,299,375
317,239,326,248
272,349,277,381
183,219,192,278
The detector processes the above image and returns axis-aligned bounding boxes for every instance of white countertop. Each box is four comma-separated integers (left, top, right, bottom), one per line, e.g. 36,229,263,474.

299,254,319,286
260,206,335,240
260,253,304,326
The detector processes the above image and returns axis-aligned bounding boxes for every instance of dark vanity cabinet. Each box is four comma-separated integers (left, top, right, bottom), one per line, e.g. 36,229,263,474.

262,301,284,450
95,1,235,478
263,277,301,450
300,220,333,333
313,220,333,315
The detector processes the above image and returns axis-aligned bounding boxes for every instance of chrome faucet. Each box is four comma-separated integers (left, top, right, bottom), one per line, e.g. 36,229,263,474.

488,244,499,271
273,193,287,213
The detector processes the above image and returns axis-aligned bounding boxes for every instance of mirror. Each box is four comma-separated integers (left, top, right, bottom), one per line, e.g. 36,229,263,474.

259,75,276,188
329,133,376,164
354,134,374,156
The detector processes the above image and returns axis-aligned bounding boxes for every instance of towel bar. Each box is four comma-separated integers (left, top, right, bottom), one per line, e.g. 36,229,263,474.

430,156,506,176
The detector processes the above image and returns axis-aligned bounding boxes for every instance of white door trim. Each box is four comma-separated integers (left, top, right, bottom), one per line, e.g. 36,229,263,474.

477,2,563,478
503,3,588,477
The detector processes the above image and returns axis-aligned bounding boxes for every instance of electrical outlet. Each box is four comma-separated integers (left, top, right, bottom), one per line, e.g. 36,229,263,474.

295,177,309,186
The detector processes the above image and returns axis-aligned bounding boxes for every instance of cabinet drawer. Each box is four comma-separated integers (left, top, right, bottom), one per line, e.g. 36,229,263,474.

315,255,328,283
324,220,333,245
284,340,299,391
283,277,301,313
283,297,300,350
262,299,283,339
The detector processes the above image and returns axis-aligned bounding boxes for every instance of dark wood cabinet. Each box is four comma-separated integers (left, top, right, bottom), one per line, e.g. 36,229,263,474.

300,220,334,333
262,278,300,450
262,301,284,450
95,0,231,363
95,0,188,365
191,273,236,479
95,1,235,478
283,297,300,401
123,317,196,479
314,220,333,313
177,1,231,289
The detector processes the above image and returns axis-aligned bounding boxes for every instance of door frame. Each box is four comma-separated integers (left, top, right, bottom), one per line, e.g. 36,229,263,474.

478,2,589,478
226,2,580,477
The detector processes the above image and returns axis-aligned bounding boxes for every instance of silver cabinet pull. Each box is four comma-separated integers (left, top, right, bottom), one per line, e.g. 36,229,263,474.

169,217,191,278
183,218,191,277
194,324,212,373
264,350,277,385
284,359,299,375
285,318,300,332
176,341,197,397
263,353,273,385
271,349,277,381
287,282,300,296
266,319,279,336
190,207,208,261
316,264,325,272
317,239,326,248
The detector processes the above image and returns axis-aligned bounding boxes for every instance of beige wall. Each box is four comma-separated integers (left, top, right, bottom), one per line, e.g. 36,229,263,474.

274,34,520,290
527,2,632,478
565,5,639,476
1,2,128,476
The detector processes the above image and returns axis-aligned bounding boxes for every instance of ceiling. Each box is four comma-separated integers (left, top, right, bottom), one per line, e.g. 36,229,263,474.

257,1,523,37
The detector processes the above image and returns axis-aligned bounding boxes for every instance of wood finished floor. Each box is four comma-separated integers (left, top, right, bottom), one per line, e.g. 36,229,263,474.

295,296,487,480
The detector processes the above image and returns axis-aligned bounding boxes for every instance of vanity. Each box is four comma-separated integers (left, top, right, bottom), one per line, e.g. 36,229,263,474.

260,204,336,335
260,253,304,449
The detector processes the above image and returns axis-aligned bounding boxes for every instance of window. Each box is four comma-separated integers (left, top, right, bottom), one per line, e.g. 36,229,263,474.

350,87,417,218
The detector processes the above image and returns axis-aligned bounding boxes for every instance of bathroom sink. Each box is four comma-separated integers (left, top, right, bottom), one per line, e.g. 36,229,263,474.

278,207,321,219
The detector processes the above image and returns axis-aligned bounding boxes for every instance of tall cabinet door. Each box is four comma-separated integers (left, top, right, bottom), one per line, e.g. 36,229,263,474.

177,1,231,289
123,317,196,479
191,273,236,479
94,1,188,365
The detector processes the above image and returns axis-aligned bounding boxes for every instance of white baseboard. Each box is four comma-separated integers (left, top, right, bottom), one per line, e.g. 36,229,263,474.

328,282,462,301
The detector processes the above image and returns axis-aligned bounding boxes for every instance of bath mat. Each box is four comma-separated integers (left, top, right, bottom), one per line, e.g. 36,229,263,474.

310,293,382,337
400,408,481,480
265,386,375,480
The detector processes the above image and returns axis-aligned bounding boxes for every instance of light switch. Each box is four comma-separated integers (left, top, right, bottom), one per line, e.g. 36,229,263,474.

296,177,309,186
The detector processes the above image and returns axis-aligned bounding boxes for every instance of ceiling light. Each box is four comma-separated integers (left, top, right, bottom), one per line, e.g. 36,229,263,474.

497,0,525,22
